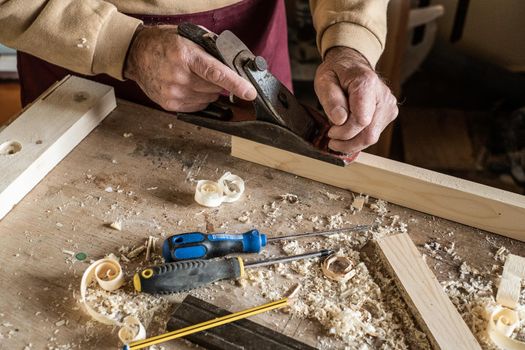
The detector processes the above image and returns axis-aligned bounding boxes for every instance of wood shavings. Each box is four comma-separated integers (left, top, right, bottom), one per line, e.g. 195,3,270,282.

76,38,89,49
492,254,525,342
487,306,525,349
118,316,146,344
323,191,344,201
369,199,388,216
108,220,122,231
280,193,299,204
245,235,419,349
237,215,250,223
127,246,146,260
281,240,304,255
194,172,245,207
326,213,345,229
145,236,159,262
351,196,366,211
495,246,510,262
80,258,125,325
321,255,355,282
62,249,75,256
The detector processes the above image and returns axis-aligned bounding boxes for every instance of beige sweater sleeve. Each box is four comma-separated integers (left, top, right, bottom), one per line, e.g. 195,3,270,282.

310,0,389,67
0,0,142,80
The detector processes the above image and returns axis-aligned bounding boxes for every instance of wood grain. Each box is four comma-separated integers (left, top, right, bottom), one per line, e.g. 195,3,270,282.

231,137,525,241
377,234,481,350
0,75,116,220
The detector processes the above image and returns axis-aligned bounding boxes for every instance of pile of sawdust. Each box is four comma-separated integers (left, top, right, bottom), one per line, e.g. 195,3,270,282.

245,221,429,349
423,238,525,347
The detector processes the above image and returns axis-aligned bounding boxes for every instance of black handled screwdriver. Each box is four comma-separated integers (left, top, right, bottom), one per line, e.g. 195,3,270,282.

134,249,333,294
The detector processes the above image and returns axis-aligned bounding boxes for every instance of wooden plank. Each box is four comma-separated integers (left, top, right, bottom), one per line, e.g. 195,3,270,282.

0,75,116,220
377,234,481,350
231,137,525,241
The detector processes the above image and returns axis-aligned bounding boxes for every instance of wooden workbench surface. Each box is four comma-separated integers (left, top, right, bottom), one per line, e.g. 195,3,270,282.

0,100,523,349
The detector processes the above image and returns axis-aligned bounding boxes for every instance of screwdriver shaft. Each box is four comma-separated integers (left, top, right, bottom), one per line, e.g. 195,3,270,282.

266,225,369,242
244,249,333,269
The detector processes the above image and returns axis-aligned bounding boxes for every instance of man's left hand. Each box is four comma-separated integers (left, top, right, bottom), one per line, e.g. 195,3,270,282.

314,46,398,154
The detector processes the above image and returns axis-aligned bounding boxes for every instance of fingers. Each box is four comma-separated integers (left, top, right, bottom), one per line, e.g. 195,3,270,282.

166,101,211,113
328,90,398,154
314,72,348,126
189,49,257,101
162,86,219,112
328,72,378,141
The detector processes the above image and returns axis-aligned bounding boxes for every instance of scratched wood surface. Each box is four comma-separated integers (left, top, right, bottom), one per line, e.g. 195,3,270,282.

0,100,523,349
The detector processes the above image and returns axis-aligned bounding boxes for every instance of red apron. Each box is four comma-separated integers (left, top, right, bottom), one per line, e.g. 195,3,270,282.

17,0,292,107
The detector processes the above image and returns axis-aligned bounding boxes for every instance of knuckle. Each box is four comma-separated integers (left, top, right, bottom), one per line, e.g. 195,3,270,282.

364,132,379,145
338,128,355,141
361,68,377,81
353,113,372,128
204,66,225,84
392,104,399,118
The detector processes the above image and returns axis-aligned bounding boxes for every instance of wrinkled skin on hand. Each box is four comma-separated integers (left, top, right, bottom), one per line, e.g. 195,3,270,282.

314,46,399,154
124,25,257,112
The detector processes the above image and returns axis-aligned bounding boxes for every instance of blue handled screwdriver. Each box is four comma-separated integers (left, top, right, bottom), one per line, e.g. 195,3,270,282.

162,225,369,262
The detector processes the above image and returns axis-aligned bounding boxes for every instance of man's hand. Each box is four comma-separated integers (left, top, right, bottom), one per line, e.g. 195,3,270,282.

124,25,257,112
314,47,398,154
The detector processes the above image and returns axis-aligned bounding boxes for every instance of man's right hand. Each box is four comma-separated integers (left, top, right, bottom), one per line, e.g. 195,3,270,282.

124,25,257,112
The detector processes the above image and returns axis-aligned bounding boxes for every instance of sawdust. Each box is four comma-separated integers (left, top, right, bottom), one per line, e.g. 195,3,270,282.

422,238,525,348
280,193,299,204
108,220,123,231
243,215,431,349
351,196,366,212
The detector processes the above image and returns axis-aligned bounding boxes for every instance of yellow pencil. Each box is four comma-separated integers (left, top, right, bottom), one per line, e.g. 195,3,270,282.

124,297,289,350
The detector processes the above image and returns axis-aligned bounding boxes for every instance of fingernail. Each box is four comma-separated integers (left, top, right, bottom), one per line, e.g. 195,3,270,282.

330,106,347,125
243,87,257,100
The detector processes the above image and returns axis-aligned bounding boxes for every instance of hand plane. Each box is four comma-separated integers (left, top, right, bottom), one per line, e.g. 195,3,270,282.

176,22,358,166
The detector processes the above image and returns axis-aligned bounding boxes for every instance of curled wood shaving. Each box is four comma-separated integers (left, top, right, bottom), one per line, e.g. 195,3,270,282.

80,258,148,345
80,258,125,325
488,254,525,349
322,254,355,282
194,172,245,207
488,306,525,349
118,316,146,344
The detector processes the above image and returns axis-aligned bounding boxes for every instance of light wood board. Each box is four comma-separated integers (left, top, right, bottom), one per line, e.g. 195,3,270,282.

377,234,481,350
231,137,525,241
0,75,116,220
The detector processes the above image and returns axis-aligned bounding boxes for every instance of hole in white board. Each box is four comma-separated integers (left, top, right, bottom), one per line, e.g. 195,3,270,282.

0,141,22,156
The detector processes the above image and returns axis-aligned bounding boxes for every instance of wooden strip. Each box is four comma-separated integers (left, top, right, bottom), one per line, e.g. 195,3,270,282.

377,234,481,350
231,137,525,241
496,254,525,309
0,75,116,220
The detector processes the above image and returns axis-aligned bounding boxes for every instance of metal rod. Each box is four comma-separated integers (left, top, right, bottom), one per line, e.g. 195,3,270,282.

244,249,334,269
267,225,370,242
